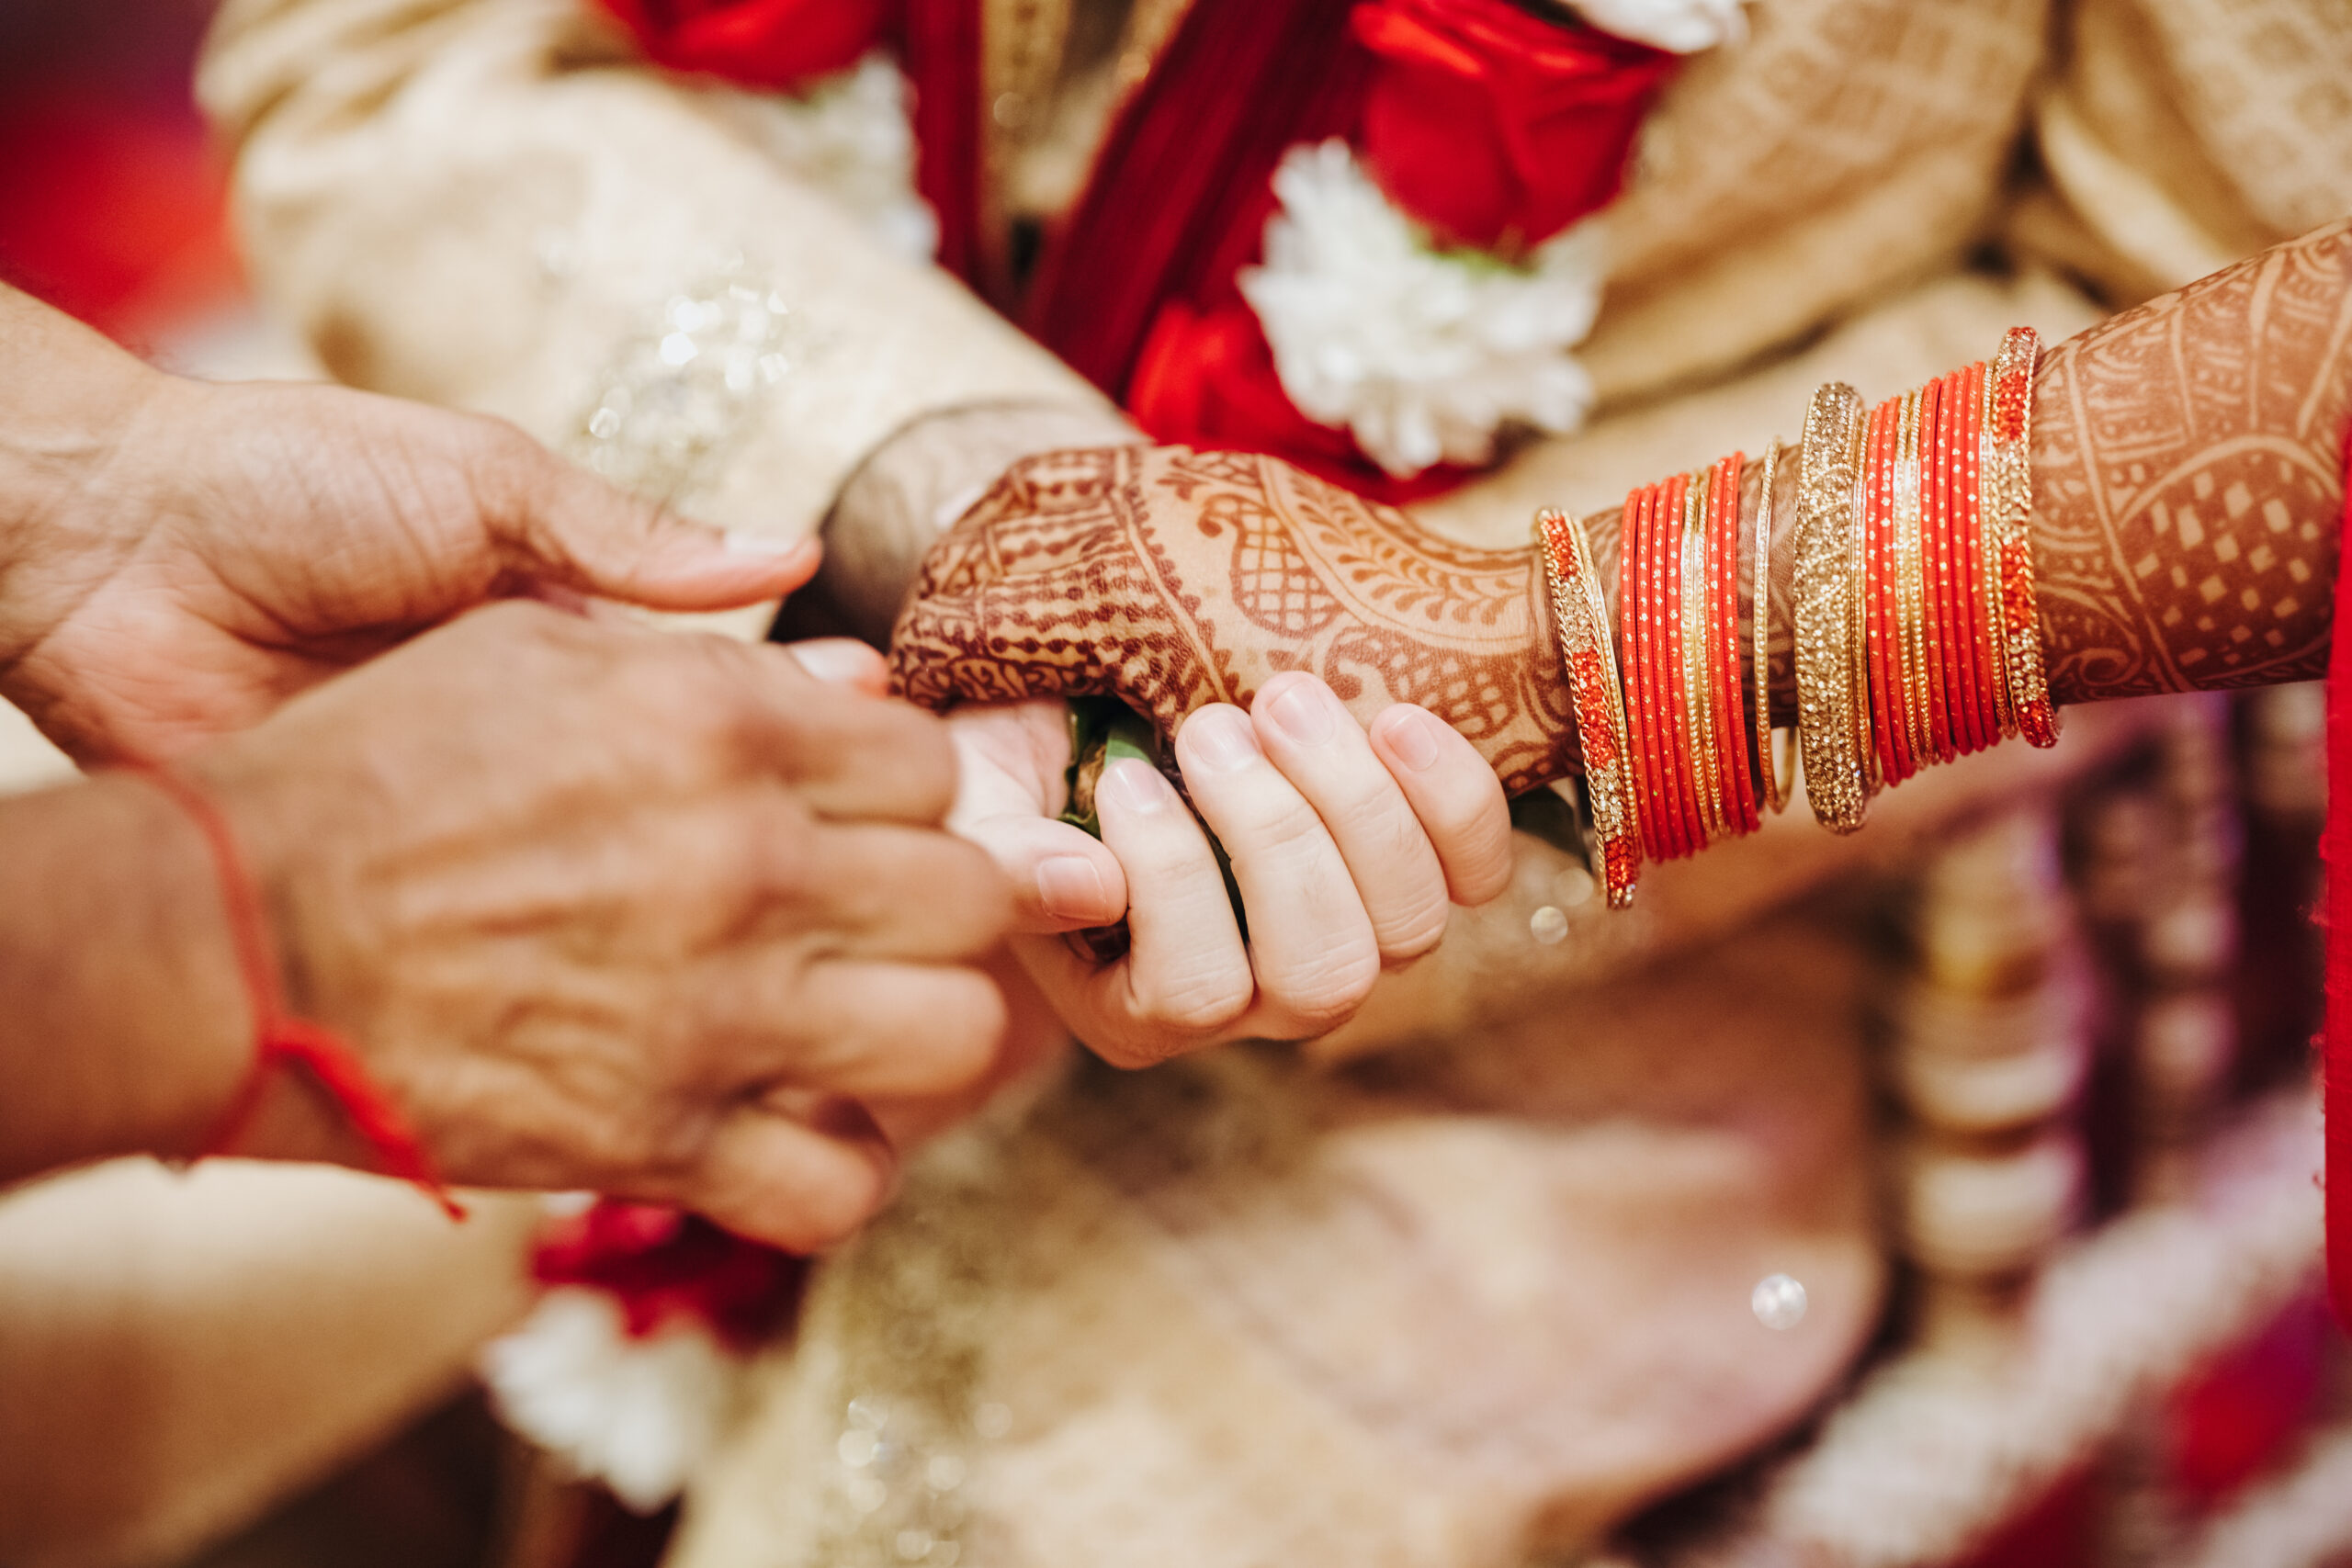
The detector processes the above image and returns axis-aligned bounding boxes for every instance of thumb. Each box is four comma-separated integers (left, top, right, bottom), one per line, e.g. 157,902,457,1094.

482,432,820,611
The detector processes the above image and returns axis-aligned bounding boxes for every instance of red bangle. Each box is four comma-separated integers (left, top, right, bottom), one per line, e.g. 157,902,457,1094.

1710,454,1758,833
1940,367,1986,754
1962,359,2008,742
1916,375,1954,765
1659,469,1705,857
1938,371,1975,757
1862,396,1902,784
130,761,463,1219
1621,482,1668,860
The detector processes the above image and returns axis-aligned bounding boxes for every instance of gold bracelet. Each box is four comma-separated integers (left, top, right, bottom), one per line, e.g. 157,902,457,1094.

1795,381,1874,833
1751,440,1790,814
1894,386,1932,770
1536,508,1641,908
1989,327,2059,747
1679,469,1724,842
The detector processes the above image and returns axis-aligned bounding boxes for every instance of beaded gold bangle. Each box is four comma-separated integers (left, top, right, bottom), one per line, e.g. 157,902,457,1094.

1795,381,1874,833
1751,441,1790,814
1894,386,1933,773
1679,468,1724,845
1537,508,1641,907
1988,326,2059,747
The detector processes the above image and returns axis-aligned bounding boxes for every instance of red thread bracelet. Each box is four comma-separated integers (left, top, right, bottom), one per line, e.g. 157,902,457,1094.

131,762,463,1218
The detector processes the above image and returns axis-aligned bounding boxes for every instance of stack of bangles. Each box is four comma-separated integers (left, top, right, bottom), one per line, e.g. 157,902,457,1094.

1536,326,2060,911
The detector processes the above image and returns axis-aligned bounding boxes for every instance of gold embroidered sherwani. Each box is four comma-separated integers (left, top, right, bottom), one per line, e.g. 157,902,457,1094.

6,2,2345,1564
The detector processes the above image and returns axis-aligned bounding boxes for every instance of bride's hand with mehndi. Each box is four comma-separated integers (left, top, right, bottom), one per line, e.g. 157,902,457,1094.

943,679,1510,1067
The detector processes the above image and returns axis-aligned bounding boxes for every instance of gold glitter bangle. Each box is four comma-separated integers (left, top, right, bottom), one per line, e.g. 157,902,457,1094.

1679,469,1724,842
1751,440,1790,814
1795,381,1874,833
1536,508,1641,907
1894,387,1932,770
1970,362,2015,739
1988,327,2059,747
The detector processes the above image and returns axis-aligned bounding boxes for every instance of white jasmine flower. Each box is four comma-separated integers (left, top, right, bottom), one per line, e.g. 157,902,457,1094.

739,53,938,262
481,1287,741,1513
1238,141,1605,479
1562,0,1749,53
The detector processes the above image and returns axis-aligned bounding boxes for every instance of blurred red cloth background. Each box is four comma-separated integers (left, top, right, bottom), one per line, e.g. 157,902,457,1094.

0,0,241,347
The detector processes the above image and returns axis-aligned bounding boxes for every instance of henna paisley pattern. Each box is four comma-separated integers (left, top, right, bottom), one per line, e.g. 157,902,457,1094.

891,446,1577,795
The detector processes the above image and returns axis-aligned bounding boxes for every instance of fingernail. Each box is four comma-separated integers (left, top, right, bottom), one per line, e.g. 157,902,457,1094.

724,529,814,559
1036,855,1111,921
1184,707,1261,772
787,637,882,685
1384,707,1445,773
1099,758,1171,816
1265,680,1337,745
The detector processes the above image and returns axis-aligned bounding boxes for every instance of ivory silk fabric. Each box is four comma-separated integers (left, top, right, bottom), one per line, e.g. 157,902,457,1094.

122,0,2352,1562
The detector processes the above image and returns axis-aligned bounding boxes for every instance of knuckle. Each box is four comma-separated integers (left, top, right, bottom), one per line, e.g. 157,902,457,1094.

1269,947,1381,1032
1374,902,1450,964
1136,963,1254,1037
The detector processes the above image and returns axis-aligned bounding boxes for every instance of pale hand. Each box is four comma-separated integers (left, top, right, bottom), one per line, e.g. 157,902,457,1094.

944,677,1512,1067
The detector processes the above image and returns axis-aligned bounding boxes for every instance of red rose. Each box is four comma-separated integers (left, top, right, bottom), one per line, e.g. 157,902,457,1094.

595,0,894,91
1350,0,1676,253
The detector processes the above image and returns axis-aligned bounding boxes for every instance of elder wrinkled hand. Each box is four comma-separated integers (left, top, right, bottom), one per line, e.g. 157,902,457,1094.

189,601,1012,1251
0,344,815,764
944,682,1511,1066
889,444,1577,795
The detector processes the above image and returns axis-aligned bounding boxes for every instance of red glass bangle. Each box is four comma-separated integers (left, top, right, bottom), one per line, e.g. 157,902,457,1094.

1624,481,1675,860
130,761,463,1218
1916,375,1954,765
1928,369,1969,754
1657,469,1701,857
1862,395,1903,784
1962,359,2009,741
1712,453,1758,832
1941,367,1987,754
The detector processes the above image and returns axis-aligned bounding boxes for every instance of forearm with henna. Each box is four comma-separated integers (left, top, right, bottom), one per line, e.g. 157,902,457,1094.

893,220,2352,792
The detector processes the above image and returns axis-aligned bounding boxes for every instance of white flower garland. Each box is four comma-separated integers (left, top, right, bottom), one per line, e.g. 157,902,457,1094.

1238,0,1747,478
481,1287,744,1513
1239,141,1606,478
1560,0,1748,53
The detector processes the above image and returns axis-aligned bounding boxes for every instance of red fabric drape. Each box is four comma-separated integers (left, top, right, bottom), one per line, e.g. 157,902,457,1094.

901,0,982,285
2324,441,2352,1326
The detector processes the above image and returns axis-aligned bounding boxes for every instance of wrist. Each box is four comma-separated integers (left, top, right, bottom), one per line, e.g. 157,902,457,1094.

0,288,174,676
816,401,1143,643
0,772,252,1179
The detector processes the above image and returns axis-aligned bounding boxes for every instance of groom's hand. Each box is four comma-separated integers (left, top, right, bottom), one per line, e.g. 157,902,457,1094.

0,282,816,763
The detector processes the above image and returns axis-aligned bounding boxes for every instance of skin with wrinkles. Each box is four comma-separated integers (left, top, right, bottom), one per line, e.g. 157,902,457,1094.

893,220,2352,777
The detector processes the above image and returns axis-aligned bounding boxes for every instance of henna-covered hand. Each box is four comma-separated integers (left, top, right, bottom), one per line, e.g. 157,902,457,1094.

889,446,1579,795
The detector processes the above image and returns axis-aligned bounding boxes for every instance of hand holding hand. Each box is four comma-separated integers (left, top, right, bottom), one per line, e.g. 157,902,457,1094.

187,603,1011,1250
945,676,1511,1066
